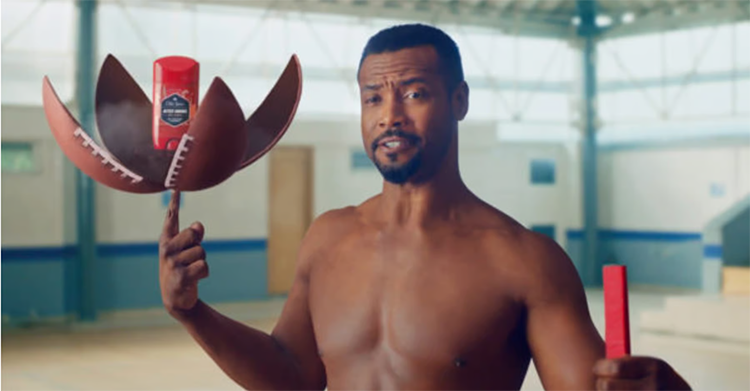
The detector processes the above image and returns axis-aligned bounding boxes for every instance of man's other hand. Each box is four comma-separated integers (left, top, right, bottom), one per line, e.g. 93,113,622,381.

594,356,691,390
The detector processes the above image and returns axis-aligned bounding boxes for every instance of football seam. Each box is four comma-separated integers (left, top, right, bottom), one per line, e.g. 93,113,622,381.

73,127,144,184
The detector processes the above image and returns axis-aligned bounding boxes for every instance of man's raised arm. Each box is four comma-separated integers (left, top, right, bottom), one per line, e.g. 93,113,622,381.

159,190,326,390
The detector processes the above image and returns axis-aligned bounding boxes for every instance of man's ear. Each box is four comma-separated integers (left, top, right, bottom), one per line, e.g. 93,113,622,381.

452,81,469,121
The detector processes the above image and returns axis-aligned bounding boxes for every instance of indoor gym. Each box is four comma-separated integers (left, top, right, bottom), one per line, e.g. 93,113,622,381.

1,0,749,390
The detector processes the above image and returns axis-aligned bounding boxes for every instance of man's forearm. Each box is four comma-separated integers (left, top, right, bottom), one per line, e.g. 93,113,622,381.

174,300,307,390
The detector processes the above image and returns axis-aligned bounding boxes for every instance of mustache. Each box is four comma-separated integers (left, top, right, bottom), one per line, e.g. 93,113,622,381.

371,129,422,152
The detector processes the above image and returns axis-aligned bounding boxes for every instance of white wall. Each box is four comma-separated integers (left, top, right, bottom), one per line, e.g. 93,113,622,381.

21,100,746,250
1,106,68,247
291,118,577,239
312,145,382,216
2,105,576,247
0,105,272,246
96,157,269,243
461,141,578,242
279,116,382,216
598,143,750,232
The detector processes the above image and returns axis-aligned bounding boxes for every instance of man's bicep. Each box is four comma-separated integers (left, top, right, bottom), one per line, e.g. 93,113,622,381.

270,216,334,390
524,237,604,390
271,270,325,390
527,295,603,390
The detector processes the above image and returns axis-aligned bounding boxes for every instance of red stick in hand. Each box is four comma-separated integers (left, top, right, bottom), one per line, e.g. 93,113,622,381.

603,265,631,359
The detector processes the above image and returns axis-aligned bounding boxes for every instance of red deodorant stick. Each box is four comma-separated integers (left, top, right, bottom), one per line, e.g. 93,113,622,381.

153,56,199,150
603,265,631,359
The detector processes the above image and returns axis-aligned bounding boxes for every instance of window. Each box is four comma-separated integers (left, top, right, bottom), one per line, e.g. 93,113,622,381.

2,142,37,173
530,158,556,185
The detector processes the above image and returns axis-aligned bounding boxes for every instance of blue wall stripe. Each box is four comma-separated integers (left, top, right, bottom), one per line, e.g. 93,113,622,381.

1,246,76,261
566,229,701,242
3,241,270,319
565,229,706,289
567,230,584,240
703,244,723,259
202,239,267,253
599,230,701,241
7,231,707,262
2,239,267,262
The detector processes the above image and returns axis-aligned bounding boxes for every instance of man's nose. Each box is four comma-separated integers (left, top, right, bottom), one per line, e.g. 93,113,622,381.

378,96,407,129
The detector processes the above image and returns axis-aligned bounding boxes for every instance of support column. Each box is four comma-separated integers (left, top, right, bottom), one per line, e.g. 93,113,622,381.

75,0,98,321
577,0,600,286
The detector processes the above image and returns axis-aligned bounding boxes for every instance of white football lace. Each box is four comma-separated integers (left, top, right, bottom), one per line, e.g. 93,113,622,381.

164,134,195,188
73,128,143,184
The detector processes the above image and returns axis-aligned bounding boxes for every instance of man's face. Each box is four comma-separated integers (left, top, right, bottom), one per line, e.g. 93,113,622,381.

358,46,457,184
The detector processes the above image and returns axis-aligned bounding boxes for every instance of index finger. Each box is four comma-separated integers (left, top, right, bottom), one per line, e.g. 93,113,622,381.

161,190,181,241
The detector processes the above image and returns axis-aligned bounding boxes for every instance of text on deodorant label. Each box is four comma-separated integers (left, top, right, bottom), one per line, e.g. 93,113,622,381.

161,94,190,127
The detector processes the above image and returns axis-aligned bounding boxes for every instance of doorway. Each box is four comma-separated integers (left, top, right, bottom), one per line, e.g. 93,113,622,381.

268,146,314,295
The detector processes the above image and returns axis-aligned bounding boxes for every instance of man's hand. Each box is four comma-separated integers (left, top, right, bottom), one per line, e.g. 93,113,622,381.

159,190,209,318
594,356,691,390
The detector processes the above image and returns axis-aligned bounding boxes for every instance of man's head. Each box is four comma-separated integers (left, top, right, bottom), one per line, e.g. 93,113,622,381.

357,24,469,185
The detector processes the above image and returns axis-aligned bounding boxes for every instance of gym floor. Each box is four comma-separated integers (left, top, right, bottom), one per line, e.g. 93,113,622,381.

3,289,749,391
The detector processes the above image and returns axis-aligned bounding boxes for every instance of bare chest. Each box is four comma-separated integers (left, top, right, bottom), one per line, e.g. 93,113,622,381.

308,233,525,370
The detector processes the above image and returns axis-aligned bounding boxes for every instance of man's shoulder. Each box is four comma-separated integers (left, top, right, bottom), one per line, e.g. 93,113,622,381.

312,193,383,225
470,201,568,264
305,206,360,244
312,206,360,227
473,203,582,301
295,207,360,273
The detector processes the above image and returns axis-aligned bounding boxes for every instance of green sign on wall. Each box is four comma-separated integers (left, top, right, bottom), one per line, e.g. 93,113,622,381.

2,142,36,173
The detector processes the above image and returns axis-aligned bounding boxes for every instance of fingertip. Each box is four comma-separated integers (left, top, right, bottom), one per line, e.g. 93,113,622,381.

190,221,204,232
190,222,205,241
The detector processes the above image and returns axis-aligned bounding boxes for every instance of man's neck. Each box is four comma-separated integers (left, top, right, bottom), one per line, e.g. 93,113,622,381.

378,159,471,228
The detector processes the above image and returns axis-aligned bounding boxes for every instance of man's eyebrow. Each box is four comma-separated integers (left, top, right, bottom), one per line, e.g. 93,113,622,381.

400,77,429,86
362,77,429,90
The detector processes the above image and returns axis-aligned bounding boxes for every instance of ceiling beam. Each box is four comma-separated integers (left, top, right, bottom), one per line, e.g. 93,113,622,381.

113,0,570,38
98,0,750,41
602,0,749,39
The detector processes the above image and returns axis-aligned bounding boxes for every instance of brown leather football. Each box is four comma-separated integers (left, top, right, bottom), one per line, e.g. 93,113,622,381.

42,54,303,193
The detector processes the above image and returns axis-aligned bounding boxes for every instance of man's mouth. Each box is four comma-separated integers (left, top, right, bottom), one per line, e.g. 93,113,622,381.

378,137,414,153
372,130,421,155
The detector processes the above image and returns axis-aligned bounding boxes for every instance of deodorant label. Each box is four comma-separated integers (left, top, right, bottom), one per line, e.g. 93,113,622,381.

161,93,190,127
152,56,199,150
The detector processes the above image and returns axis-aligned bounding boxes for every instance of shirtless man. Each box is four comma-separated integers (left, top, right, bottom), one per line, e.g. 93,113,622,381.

158,24,691,390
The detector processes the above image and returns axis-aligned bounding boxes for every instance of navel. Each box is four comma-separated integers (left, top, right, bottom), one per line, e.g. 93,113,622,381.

454,357,467,368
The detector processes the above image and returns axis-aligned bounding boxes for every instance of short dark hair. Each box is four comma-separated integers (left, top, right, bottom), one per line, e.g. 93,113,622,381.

357,23,465,92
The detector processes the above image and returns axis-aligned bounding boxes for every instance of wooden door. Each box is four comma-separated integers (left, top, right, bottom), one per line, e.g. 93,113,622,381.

268,147,313,295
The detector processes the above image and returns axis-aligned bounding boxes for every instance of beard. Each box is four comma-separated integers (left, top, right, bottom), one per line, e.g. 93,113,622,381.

369,129,426,185
374,148,423,185
369,127,453,185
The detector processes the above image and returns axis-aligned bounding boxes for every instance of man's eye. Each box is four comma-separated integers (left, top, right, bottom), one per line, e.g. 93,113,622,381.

365,96,381,104
405,91,423,99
